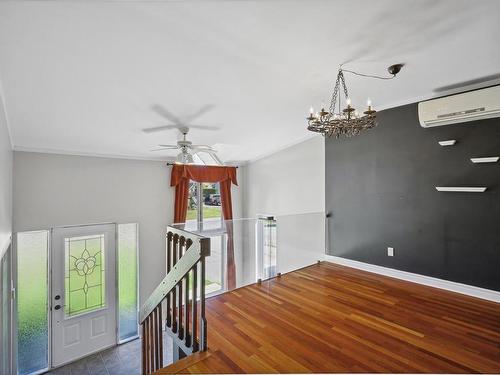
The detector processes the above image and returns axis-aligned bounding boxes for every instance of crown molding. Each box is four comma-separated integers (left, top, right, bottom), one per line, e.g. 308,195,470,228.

0,82,13,149
13,145,176,162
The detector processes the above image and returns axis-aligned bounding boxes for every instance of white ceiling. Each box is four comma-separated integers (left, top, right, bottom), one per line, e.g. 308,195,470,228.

1,0,499,163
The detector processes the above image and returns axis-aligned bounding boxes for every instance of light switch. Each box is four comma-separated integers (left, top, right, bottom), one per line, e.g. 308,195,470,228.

387,247,394,257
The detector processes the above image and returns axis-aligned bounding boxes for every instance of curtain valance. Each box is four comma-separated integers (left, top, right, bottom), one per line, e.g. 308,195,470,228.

170,165,238,187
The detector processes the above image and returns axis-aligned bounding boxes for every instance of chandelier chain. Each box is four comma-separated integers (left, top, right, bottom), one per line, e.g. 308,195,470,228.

328,73,340,114
339,70,349,101
328,69,349,114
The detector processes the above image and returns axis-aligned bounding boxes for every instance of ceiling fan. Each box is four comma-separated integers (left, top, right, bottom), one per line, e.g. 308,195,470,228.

151,128,222,165
145,104,223,164
142,104,220,134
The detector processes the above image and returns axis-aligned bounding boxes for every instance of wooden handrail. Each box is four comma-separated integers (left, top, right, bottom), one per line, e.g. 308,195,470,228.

140,226,211,374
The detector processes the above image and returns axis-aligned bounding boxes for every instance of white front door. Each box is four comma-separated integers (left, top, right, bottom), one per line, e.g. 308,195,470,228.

51,224,117,367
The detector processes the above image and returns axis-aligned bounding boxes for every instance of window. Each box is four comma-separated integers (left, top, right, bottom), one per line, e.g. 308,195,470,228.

187,182,199,222
17,231,49,375
117,223,139,343
202,183,222,223
256,216,277,280
64,234,106,317
187,182,222,224
186,181,224,294
192,152,224,166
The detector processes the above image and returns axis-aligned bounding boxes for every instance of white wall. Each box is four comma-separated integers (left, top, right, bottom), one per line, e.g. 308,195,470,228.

12,151,244,305
0,96,12,259
243,136,325,218
241,136,326,279
13,151,174,305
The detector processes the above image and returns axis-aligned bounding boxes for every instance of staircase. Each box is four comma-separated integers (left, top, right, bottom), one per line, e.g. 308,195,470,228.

139,226,211,374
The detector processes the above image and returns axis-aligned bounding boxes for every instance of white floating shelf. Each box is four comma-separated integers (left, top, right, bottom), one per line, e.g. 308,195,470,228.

435,187,487,193
438,140,456,146
470,157,499,163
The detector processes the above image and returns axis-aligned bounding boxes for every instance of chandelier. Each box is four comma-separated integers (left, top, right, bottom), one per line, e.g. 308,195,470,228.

307,64,403,138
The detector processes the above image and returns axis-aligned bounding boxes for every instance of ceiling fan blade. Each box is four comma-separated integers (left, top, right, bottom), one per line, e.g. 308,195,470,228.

191,144,214,150
188,125,220,131
142,124,179,133
150,147,178,152
192,147,218,154
157,144,178,148
151,104,184,126
184,104,215,123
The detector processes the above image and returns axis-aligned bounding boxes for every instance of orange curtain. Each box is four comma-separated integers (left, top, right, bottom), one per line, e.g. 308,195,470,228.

173,178,190,224
220,179,236,289
170,164,237,189
170,164,238,289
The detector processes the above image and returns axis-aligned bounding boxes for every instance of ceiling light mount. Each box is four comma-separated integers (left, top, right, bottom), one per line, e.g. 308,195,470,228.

388,63,404,76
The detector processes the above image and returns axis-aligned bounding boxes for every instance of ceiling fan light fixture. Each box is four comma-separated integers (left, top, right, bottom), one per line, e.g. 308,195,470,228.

175,151,194,164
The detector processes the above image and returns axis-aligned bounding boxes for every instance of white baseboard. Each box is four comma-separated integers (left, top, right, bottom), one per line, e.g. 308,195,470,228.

324,255,500,303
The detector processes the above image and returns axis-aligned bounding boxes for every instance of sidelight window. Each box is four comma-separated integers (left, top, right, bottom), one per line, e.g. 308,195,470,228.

17,230,49,375
117,223,139,342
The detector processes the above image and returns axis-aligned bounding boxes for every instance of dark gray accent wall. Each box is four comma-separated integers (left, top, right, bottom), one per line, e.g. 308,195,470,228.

326,103,500,291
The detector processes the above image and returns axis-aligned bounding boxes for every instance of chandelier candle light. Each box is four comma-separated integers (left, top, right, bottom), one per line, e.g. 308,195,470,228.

307,64,403,138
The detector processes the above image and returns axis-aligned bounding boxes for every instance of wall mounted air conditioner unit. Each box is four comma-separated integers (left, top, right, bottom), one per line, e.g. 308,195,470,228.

418,85,500,128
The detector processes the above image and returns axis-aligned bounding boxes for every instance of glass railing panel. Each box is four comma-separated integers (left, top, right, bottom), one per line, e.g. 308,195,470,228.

170,212,325,296
275,212,326,275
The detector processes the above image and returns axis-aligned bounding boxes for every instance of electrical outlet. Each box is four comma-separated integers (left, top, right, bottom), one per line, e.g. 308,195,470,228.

387,247,394,257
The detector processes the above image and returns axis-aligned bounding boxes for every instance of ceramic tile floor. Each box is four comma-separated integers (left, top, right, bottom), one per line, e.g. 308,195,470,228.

46,337,173,375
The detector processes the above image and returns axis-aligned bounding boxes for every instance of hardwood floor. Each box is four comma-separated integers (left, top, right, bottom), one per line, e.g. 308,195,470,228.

158,262,500,373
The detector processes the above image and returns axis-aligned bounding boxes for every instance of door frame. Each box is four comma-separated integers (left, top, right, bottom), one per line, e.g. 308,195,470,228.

49,222,118,369
1,239,13,375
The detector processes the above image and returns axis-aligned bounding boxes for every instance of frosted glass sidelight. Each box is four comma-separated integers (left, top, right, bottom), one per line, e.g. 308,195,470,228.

118,223,139,342
17,231,49,375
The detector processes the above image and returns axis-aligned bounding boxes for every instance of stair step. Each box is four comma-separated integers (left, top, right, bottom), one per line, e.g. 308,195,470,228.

154,350,213,374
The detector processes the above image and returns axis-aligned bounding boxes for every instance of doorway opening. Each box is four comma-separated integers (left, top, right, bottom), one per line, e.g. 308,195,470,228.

15,223,138,374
